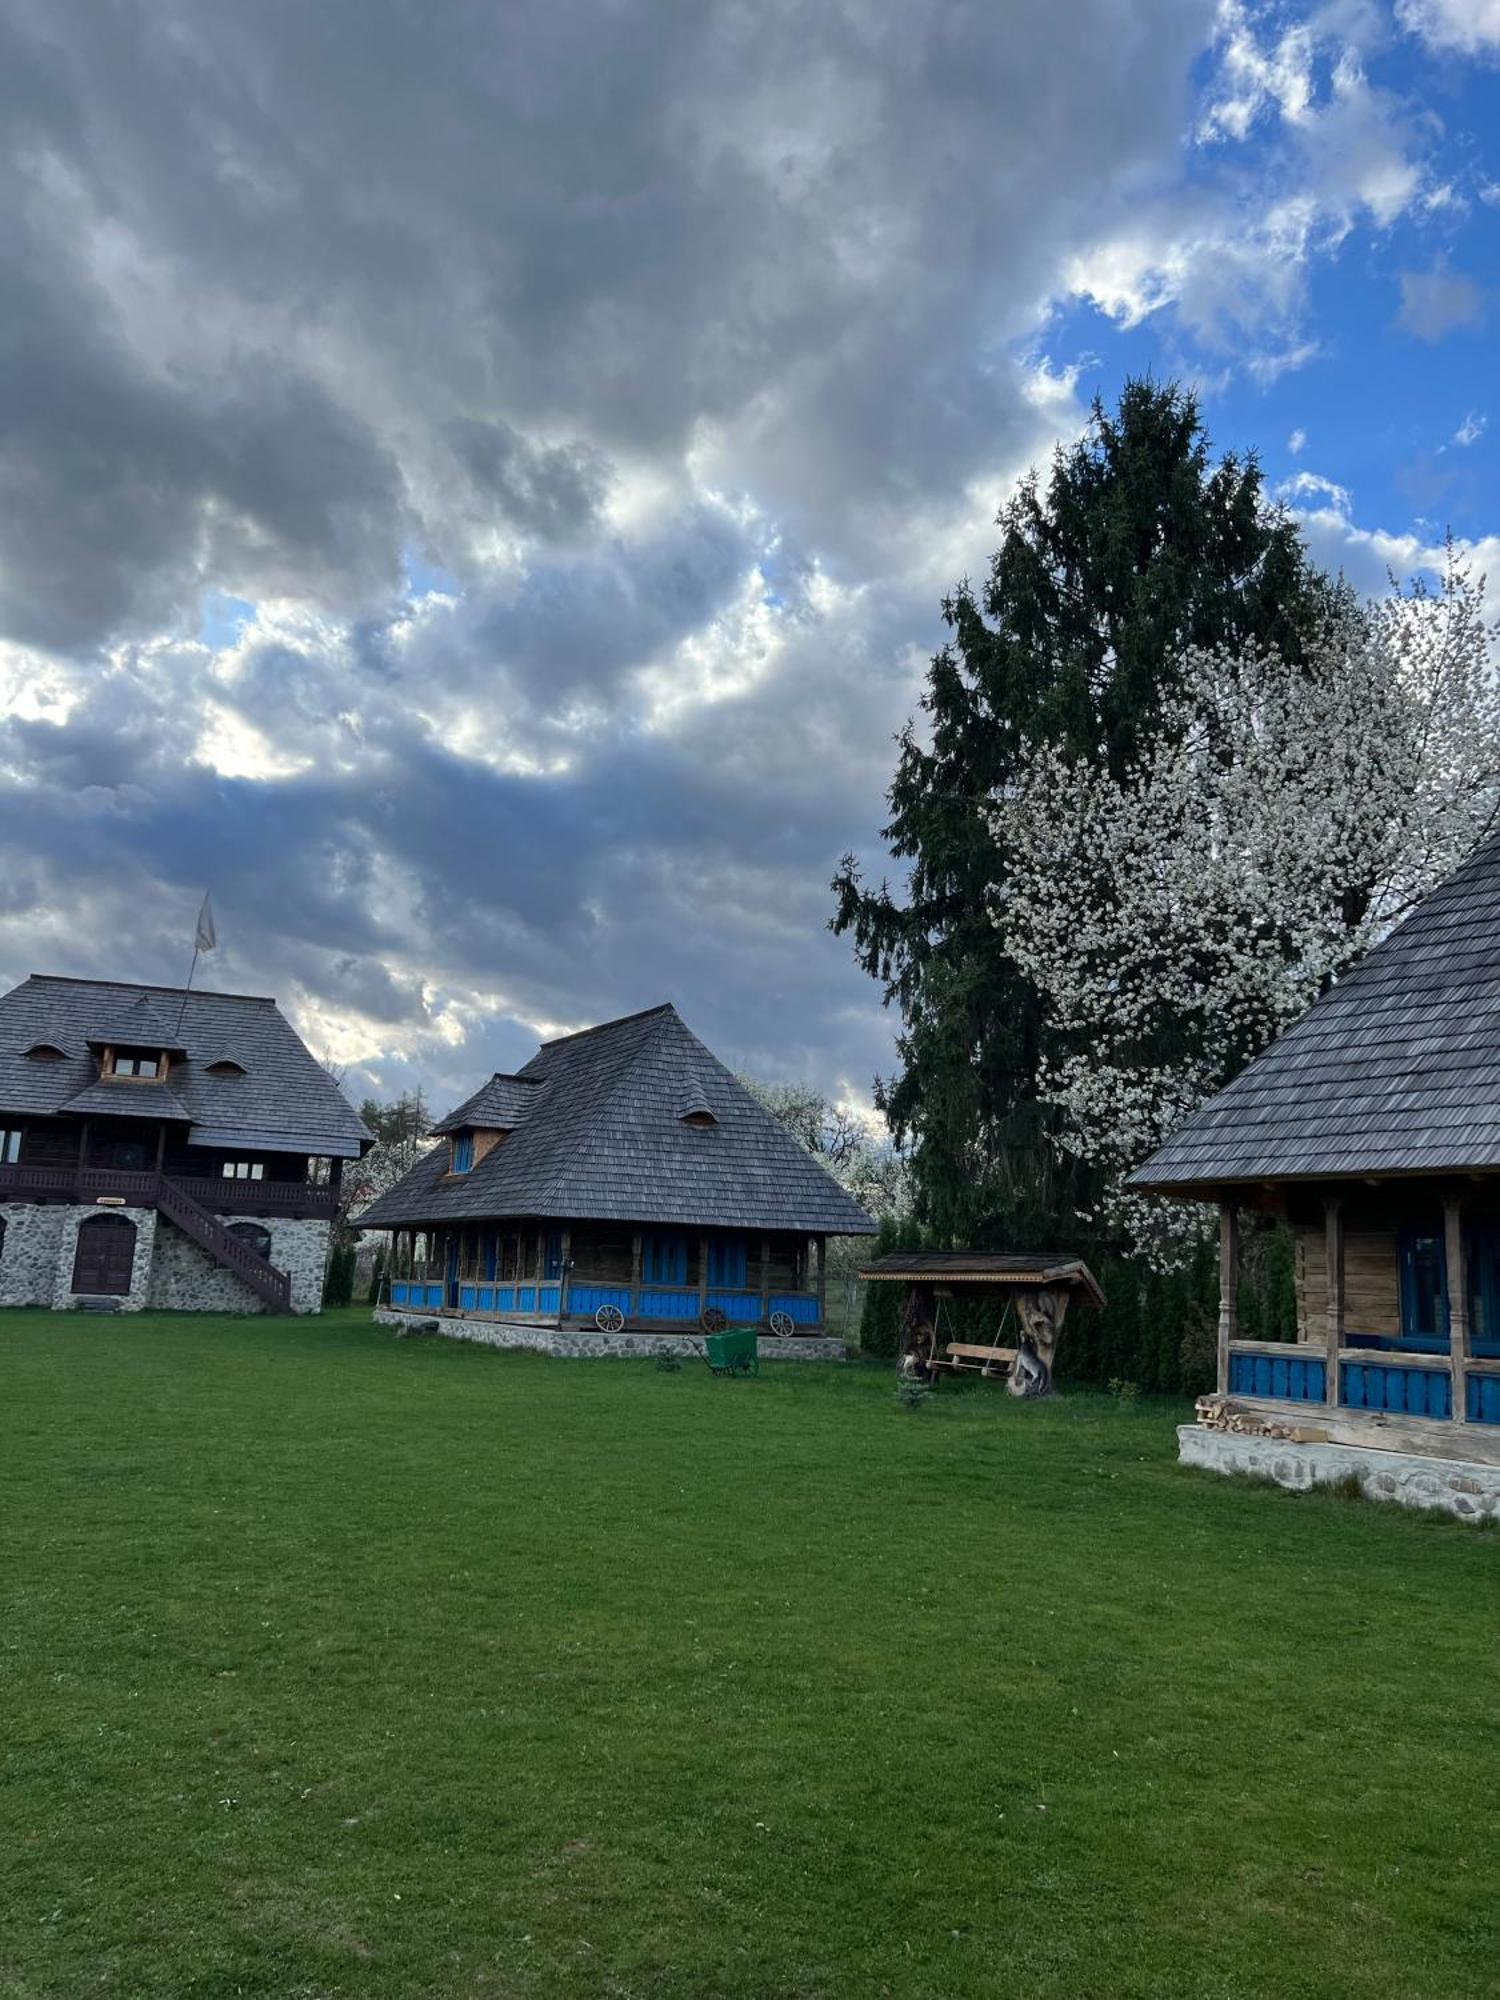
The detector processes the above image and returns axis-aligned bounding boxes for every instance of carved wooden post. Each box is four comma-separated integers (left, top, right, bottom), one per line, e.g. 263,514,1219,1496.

630,1229,642,1305
1445,1195,1469,1424
759,1235,771,1325
1323,1197,1344,1407
697,1235,709,1319
1217,1202,1239,1396
814,1236,827,1328
558,1227,571,1322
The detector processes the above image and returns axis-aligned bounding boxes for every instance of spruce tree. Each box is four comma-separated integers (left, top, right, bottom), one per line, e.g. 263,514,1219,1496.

832,379,1333,1247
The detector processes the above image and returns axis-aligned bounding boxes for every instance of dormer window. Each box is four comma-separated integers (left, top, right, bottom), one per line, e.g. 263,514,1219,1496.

24,1042,66,1062
106,1047,163,1079
205,1059,247,1077
450,1132,475,1174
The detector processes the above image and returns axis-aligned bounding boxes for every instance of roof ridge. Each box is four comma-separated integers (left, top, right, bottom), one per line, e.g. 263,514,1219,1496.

536,1001,676,1049
27,973,275,1004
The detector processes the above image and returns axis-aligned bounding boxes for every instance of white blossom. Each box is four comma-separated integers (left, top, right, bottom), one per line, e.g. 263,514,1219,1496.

990,547,1500,1265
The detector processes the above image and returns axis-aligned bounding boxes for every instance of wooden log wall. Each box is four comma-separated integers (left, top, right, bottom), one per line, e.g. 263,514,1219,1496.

1295,1224,1400,1342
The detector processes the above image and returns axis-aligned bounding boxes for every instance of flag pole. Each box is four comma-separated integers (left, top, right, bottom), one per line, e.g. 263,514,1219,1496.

172,893,216,1040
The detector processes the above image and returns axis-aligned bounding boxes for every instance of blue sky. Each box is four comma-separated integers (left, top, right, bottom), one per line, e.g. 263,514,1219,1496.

0,0,1496,1117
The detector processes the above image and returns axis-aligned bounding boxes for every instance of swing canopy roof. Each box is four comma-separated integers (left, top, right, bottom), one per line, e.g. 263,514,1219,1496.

858,1251,1105,1310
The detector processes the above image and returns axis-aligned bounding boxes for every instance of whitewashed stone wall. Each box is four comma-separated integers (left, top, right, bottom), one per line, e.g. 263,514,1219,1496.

373,1306,848,1362
0,1203,329,1314
0,1202,68,1306
52,1205,158,1312
1178,1424,1500,1524
147,1215,331,1315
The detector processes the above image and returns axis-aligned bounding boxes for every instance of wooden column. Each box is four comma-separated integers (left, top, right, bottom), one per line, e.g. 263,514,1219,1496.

630,1229,642,1304
1445,1196,1469,1425
759,1235,771,1325
1217,1202,1239,1396
814,1236,827,1327
697,1235,709,1319
558,1228,571,1322
1323,1197,1344,1407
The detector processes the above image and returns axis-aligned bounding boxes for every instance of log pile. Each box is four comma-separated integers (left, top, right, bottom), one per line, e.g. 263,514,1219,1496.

1194,1394,1329,1445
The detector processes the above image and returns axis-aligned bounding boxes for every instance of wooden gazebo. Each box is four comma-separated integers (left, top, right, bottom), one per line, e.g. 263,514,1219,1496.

859,1251,1105,1396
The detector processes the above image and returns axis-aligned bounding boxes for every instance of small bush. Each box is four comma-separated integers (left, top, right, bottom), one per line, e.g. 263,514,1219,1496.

1108,1377,1141,1404
324,1244,357,1309
654,1348,684,1373
895,1377,930,1411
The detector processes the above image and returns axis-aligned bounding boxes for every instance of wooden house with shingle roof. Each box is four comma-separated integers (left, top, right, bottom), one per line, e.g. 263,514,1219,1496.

1132,834,1500,1510
0,973,370,1315
363,1003,876,1336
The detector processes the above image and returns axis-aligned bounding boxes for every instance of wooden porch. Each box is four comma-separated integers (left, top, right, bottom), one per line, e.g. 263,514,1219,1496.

1211,1189,1500,1464
384,1219,828,1332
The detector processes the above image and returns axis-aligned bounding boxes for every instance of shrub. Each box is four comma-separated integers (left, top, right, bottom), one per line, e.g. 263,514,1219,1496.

324,1243,357,1309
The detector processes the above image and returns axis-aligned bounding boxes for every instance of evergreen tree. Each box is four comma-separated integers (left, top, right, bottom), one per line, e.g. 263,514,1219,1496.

832,380,1333,1247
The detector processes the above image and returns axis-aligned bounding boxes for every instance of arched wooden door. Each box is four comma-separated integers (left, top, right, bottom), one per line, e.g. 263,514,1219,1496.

72,1214,137,1295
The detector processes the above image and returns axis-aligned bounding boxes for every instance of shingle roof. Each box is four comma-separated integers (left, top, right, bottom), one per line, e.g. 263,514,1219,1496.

858,1251,1105,1308
1132,830,1500,1190
431,1073,543,1134
0,976,371,1157
361,1002,877,1234
59,1078,192,1121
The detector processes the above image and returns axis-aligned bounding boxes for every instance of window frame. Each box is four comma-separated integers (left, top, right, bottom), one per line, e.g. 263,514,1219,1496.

706,1236,747,1288
450,1132,475,1175
1397,1226,1449,1350
0,1128,20,1165
220,1159,266,1182
642,1233,689,1286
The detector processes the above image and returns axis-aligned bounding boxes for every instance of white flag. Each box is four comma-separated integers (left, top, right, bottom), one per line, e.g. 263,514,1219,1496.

195,892,217,954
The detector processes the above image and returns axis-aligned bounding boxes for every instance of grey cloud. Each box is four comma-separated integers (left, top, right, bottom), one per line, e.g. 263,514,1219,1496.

0,0,1231,1104
1393,263,1487,342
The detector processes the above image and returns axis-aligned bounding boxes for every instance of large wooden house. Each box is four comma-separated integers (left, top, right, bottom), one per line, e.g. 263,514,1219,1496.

363,1003,875,1341
0,975,370,1314
1132,836,1500,1518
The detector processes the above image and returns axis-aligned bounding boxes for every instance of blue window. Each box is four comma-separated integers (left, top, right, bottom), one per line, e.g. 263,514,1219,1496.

483,1233,498,1280
706,1237,747,1287
451,1133,474,1174
544,1230,565,1280
642,1233,688,1285
1466,1228,1500,1358
1398,1228,1447,1347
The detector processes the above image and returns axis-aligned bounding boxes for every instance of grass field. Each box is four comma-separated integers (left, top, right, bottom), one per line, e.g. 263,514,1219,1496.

3,1309,1496,1999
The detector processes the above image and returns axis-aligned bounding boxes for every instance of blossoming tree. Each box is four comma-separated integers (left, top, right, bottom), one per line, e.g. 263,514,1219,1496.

991,548,1500,1262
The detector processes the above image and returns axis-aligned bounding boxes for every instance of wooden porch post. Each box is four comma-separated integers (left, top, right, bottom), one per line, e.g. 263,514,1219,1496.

1217,1202,1239,1396
697,1235,709,1319
630,1229,642,1303
759,1235,771,1325
814,1236,827,1328
1323,1197,1344,1408
558,1227,571,1322
1445,1196,1469,1425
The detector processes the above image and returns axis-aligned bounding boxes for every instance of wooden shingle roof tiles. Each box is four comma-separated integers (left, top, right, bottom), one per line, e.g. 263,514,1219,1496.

1132,831,1500,1189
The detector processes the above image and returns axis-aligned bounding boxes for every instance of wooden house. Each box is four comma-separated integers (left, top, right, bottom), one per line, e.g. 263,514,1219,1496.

0,975,370,1313
362,1003,876,1339
1132,837,1500,1517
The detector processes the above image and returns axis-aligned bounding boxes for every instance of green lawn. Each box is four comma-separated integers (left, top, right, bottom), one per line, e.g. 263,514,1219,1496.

3,1312,1496,2000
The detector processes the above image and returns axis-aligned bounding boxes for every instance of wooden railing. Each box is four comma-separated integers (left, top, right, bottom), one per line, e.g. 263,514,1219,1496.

0,1163,336,1218
154,1176,290,1311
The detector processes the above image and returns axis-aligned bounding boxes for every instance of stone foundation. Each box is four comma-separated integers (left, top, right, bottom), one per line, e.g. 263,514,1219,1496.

0,1202,329,1314
373,1307,847,1362
147,1215,330,1315
1179,1424,1500,1523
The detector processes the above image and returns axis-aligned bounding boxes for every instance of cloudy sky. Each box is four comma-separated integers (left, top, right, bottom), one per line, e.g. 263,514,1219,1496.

1,0,1497,1118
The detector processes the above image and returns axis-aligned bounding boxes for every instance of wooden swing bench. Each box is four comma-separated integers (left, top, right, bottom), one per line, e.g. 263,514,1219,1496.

930,1341,1016,1378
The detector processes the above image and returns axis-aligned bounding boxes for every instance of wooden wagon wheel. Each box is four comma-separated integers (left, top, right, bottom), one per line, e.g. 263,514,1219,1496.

594,1303,626,1334
700,1305,728,1334
768,1310,795,1338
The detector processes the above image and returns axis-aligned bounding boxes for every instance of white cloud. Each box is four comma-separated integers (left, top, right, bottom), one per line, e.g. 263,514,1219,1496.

1288,427,1308,454
1397,0,1500,56
1454,411,1487,446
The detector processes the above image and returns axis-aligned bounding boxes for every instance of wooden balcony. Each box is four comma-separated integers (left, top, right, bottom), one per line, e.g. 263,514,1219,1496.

0,1163,339,1220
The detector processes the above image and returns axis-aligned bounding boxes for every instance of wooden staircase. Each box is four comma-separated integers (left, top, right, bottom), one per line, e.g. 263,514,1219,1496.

154,1175,292,1312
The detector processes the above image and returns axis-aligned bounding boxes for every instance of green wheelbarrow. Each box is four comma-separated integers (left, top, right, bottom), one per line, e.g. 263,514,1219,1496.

702,1326,759,1377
